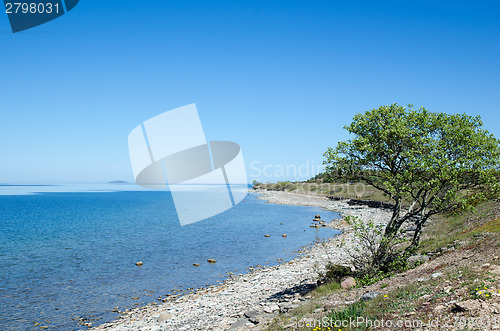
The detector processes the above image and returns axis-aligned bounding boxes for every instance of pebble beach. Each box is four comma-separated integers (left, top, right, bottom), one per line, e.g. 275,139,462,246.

90,190,392,331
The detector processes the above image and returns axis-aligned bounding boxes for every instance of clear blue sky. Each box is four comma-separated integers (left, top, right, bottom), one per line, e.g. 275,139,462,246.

1,0,499,184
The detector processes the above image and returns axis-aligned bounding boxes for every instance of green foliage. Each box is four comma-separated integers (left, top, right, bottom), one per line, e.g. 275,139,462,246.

327,301,367,329
356,270,387,286
312,281,342,297
274,181,296,192
324,103,500,216
344,215,406,273
324,103,500,269
321,263,352,283
252,180,262,188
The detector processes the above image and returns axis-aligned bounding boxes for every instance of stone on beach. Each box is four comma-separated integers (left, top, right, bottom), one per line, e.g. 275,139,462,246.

157,312,172,322
244,310,261,324
360,291,380,301
340,276,356,289
263,304,279,313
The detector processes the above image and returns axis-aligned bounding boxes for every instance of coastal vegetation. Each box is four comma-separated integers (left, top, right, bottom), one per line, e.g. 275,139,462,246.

266,197,500,331
323,104,500,272
262,104,500,330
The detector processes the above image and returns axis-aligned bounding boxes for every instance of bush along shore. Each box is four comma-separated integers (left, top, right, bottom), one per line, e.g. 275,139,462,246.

88,189,392,330
253,184,500,331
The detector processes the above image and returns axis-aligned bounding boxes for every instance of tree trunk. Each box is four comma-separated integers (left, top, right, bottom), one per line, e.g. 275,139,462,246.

373,207,403,270
404,215,429,256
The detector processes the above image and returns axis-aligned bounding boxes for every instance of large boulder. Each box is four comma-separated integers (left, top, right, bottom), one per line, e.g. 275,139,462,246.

157,312,172,322
340,277,357,289
360,291,380,301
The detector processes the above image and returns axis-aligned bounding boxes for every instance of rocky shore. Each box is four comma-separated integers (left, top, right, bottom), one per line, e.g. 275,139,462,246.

89,190,392,331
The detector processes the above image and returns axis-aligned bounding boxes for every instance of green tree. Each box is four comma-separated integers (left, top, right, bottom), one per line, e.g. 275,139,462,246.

324,104,500,270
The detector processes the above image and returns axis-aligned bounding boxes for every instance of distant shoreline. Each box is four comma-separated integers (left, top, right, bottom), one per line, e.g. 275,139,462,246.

90,189,391,330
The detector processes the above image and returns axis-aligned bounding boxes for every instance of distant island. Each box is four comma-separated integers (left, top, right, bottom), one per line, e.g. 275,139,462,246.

107,181,128,184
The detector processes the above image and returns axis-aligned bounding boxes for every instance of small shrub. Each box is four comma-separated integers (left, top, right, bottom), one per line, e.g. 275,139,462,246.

356,270,387,286
345,215,406,275
327,301,367,327
321,263,352,283
251,180,262,189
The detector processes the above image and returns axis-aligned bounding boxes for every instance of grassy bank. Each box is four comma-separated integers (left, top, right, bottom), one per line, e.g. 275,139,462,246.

258,185,500,330
253,182,391,203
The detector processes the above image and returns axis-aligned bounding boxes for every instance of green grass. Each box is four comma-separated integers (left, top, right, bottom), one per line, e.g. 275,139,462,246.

287,301,319,320
418,200,500,254
255,182,391,201
469,217,500,234
327,302,368,330
311,281,342,297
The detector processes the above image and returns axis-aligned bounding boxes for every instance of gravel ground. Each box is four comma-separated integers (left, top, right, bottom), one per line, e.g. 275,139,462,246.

89,190,392,331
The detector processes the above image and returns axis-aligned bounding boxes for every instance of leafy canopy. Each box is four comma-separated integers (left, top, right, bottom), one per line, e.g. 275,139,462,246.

324,104,500,216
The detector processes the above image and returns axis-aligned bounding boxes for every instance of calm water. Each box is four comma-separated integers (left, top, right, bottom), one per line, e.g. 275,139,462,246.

0,188,340,330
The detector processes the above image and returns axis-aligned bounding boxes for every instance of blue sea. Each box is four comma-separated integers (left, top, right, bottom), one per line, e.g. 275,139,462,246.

0,185,340,330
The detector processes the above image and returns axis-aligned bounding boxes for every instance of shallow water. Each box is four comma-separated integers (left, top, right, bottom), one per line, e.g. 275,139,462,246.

0,188,340,330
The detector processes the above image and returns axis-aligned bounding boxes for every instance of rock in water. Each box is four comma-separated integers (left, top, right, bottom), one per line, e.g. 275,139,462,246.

193,263,200,267
207,259,217,263
282,234,287,238
341,277,356,289
315,214,321,219
135,261,143,266
264,234,270,237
